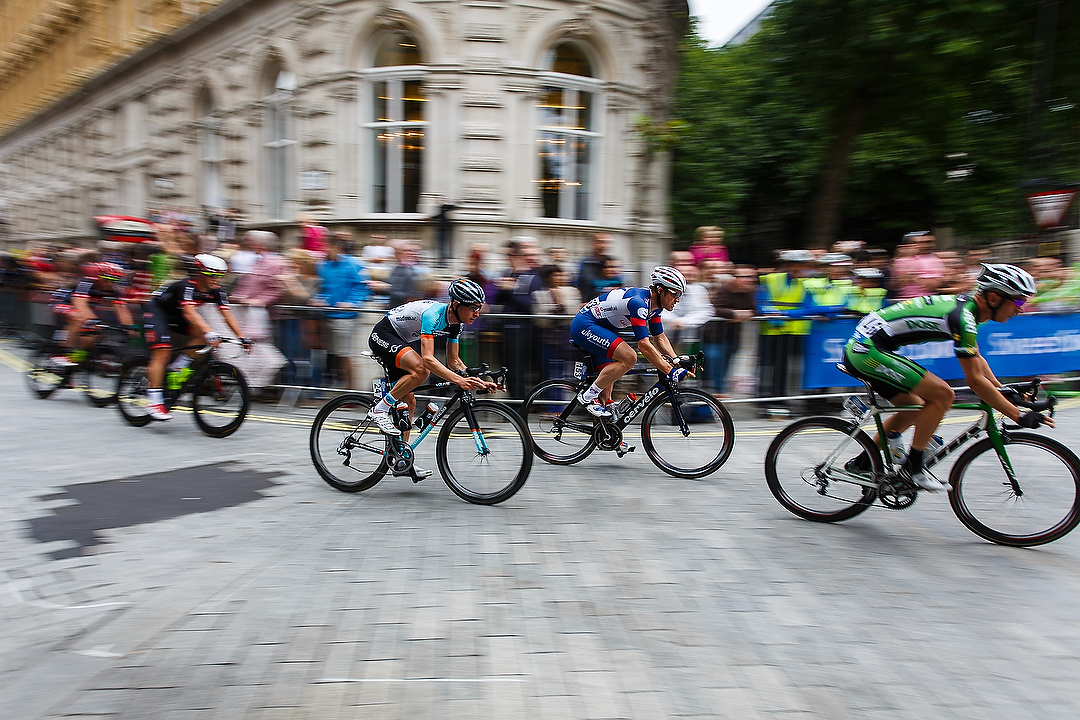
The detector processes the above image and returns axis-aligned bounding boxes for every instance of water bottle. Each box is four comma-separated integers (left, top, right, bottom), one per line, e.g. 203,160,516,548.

925,434,945,460
615,393,637,417
414,401,439,430
394,401,411,433
886,431,907,465
844,395,870,419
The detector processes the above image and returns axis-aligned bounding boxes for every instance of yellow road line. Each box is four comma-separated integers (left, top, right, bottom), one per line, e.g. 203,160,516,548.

0,346,31,372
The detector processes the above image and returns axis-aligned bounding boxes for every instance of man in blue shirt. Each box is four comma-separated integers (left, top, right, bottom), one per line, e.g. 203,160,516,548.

313,234,370,389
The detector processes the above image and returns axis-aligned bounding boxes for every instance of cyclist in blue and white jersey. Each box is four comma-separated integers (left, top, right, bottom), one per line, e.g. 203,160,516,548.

367,279,497,443
569,266,689,418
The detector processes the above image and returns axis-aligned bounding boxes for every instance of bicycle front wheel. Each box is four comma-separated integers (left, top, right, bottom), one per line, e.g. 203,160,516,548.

85,345,123,407
640,388,735,478
949,433,1080,547
765,416,880,522
310,394,388,492
116,356,152,427
26,346,67,399
191,362,250,438
437,401,533,505
521,379,596,465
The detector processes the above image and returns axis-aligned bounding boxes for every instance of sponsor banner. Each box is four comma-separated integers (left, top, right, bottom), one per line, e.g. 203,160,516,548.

803,313,1080,388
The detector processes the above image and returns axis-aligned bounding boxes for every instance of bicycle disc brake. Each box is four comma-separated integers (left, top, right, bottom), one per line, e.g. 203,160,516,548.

593,421,623,452
878,474,918,510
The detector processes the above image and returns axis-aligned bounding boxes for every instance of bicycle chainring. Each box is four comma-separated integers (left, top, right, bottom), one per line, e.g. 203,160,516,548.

387,439,414,475
877,474,919,510
593,421,623,452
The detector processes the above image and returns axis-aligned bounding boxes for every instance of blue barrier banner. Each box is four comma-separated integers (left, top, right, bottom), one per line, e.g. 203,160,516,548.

803,313,1080,388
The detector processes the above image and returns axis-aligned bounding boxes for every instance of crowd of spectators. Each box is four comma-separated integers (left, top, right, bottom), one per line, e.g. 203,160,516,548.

3,220,1079,401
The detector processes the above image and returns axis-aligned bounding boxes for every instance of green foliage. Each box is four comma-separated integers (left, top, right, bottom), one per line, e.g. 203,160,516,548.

671,0,1080,258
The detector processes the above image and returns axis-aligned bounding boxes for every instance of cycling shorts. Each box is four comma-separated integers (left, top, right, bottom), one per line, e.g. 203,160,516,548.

569,312,625,367
368,317,420,383
143,303,191,350
843,338,927,401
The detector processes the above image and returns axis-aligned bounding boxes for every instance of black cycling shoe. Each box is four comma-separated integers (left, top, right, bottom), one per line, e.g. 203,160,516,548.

844,452,872,474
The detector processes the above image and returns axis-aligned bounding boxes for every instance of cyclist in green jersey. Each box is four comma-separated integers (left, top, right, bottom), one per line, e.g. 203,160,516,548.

843,264,1052,491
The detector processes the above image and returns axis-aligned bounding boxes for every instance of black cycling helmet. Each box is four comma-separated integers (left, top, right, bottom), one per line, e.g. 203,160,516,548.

976,263,1036,299
448,278,486,305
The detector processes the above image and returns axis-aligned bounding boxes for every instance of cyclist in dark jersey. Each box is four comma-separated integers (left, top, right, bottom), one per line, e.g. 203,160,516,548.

142,254,249,421
367,279,496,443
844,264,1051,491
51,262,135,366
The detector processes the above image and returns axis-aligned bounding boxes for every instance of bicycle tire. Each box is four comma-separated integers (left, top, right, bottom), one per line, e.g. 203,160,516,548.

948,432,1080,547
436,400,533,505
85,345,123,407
521,379,597,465
765,416,880,522
191,361,250,438
26,345,68,399
116,356,153,427
640,388,735,478
309,393,388,492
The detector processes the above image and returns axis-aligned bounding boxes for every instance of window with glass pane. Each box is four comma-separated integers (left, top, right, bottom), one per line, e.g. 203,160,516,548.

262,68,293,221
368,31,425,214
537,42,598,220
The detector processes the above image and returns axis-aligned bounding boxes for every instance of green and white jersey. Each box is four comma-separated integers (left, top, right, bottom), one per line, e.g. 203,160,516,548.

852,294,980,358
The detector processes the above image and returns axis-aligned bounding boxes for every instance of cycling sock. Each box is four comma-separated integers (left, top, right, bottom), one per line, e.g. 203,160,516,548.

581,383,603,403
902,448,925,475
147,388,164,405
373,394,395,415
168,354,192,371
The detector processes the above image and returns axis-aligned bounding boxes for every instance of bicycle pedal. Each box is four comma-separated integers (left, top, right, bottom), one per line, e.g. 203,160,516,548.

615,442,635,458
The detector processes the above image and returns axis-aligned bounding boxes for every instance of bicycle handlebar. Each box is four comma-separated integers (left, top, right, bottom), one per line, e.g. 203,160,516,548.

464,363,509,393
998,377,1057,417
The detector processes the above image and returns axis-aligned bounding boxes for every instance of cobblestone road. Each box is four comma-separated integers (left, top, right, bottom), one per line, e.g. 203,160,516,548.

2,342,1079,719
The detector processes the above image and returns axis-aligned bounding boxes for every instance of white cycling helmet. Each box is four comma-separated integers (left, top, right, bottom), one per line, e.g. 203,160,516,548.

193,253,228,277
976,263,1036,299
649,265,686,294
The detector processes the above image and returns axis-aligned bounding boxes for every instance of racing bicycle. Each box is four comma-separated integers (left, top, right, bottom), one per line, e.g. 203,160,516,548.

521,349,735,479
765,366,1079,547
115,338,250,438
310,355,532,505
26,321,133,407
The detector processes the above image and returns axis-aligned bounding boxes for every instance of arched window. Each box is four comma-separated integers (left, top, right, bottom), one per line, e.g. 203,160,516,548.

262,61,295,221
196,89,223,210
537,41,600,220
366,29,426,214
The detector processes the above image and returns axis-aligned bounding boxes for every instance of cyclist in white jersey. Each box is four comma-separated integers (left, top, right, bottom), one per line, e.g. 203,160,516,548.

367,279,496,444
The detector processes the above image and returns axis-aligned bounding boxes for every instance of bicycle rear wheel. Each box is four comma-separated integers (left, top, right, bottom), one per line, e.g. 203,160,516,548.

117,356,152,427
85,345,123,407
521,379,596,465
765,416,880,522
640,388,735,478
191,362,249,438
310,393,388,492
437,401,532,504
949,433,1080,547
26,346,68,399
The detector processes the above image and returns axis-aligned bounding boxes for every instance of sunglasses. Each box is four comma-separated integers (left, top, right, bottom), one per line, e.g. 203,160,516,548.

666,289,682,300
1012,297,1026,308
462,303,483,312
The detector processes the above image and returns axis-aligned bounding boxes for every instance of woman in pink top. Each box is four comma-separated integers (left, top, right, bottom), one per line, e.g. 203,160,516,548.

689,225,730,264
298,213,328,255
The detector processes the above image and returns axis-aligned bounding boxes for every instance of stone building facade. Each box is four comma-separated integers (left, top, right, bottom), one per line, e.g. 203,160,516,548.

0,0,688,267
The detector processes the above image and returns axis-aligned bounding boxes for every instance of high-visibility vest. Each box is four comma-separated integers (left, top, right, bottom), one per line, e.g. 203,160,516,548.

760,272,811,336
847,286,887,315
806,278,854,308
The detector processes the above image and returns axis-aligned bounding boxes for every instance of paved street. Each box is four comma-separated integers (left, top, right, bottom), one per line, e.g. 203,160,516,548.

2,340,1080,719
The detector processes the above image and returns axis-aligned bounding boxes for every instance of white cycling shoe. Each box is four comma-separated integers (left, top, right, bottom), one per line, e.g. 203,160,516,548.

577,392,614,419
369,409,402,436
905,468,950,492
147,403,173,421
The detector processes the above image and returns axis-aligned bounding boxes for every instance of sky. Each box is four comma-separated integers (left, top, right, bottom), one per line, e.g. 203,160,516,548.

686,0,774,47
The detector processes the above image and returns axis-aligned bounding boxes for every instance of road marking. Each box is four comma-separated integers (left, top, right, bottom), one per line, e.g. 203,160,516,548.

315,677,527,684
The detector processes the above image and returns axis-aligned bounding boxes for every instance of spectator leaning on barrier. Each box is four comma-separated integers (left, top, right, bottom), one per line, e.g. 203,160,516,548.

848,267,888,315
757,250,818,413
313,234,370,389
703,264,756,396
496,238,544,398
